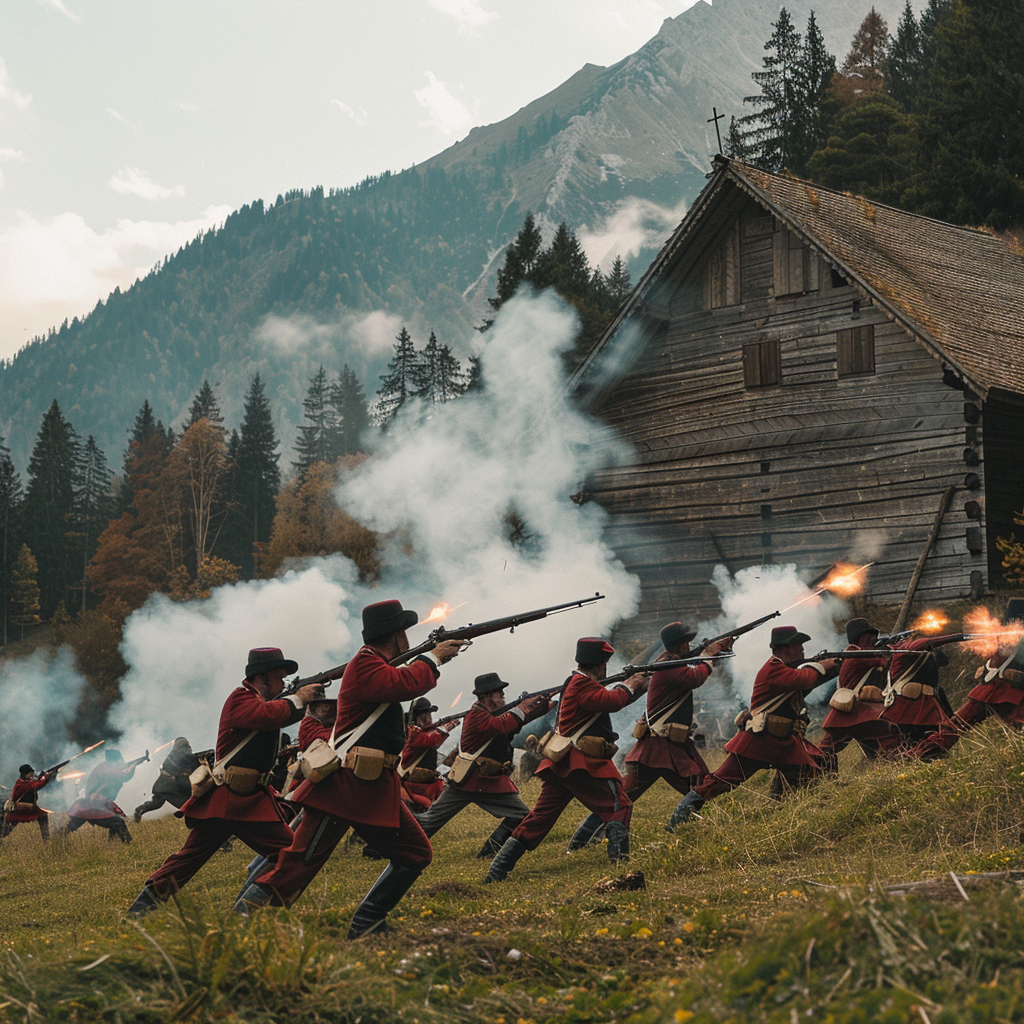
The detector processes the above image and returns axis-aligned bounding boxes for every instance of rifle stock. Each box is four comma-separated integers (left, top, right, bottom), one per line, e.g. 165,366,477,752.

433,684,563,728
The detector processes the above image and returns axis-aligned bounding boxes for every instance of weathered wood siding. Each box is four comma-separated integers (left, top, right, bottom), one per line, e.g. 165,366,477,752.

588,192,984,638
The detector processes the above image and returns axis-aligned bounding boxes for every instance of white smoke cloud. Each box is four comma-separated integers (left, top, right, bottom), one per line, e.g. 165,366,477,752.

427,0,498,33
414,72,475,138
108,166,185,201
0,60,31,111
255,309,405,366
578,194,689,270
331,99,367,126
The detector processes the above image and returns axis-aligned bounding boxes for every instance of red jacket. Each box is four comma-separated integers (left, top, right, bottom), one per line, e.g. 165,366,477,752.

6,775,50,822
291,645,438,827
536,671,635,782
625,659,711,778
967,645,1024,708
726,657,831,766
882,637,953,728
401,725,448,772
179,683,304,824
451,702,533,794
822,652,890,732
67,761,139,820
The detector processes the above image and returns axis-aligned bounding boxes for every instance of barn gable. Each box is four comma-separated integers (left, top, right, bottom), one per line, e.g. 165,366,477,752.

574,158,1024,637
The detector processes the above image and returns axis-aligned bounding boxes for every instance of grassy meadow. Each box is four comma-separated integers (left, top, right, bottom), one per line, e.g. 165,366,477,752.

3,718,1024,1024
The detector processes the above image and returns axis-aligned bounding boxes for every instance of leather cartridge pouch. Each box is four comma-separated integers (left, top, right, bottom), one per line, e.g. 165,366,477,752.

1,799,14,814
223,766,262,795
631,718,650,740
407,766,440,784
344,746,398,782
300,737,341,784
539,730,573,763
189,763,215,799
575,735,618,759
734,708,752,730
829,688,856,713
477,756,512,777
895,681,933,699
10,801,36,814
860,684,884,702
765,714,795,738
448,752,476,784
652,722,691,743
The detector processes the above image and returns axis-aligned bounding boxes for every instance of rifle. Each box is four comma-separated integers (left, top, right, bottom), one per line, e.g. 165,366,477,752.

41,739,106,777
809,649,896,661
876,630,916,646
284,593,606,695
602,654,734,686
432,684,565,728
693,611,781,653
122,751,151,773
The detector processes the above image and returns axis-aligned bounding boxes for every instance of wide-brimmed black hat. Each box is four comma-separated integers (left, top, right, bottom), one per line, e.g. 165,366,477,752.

473,672,510,695
409,696,438,715
245,647,298,679
19,764,33,777
1005,599,1024,624
770,625,811,647
576,637,615,665
660,621,697,650
846,618,879,645
362,600,419,642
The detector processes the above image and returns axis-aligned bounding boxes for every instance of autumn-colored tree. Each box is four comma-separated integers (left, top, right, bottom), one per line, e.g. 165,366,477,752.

171,417,231,566
167,555,240,601
262,457,379,580
10,543,42,639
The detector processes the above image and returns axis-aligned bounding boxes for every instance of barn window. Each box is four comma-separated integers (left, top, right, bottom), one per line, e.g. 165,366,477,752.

837,326,875,377
773,229,819,298
743,340,780,388
704,223,740,308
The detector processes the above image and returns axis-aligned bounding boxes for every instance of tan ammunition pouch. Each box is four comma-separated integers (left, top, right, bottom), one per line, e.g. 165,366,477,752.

860,685,884,702
829,688,856,713
343,746,399,782
299,737,341,784
734,708,752,730
893,680,934,700
223,766,263,795
631,718,649,740
748,691,797,737
651,722,690,743
762,714,795,738
477,756,513,777
7,800,36,814
189,763,215,799
406,766,440,785
575,735,618,760
539,730,573,763
448,752,477,784
1,799,13,814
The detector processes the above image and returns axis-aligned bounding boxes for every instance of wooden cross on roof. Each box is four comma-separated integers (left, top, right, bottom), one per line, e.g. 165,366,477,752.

708,107,725,155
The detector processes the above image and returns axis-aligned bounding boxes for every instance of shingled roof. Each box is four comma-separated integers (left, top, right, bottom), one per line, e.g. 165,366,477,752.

577,157,1024,399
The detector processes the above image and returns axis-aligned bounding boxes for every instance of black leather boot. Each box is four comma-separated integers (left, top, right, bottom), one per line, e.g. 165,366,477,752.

483,837,527,884
567,813,605,852
605,821,630,863
665,790,705,831
233,881,283,916
347,864,422,939
126,885,161,917
476,819,515,859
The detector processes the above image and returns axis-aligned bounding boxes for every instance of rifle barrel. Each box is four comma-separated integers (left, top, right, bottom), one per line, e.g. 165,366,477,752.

695,610,781,652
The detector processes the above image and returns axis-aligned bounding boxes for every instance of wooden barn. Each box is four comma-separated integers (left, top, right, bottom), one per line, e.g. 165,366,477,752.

573,156,1024,636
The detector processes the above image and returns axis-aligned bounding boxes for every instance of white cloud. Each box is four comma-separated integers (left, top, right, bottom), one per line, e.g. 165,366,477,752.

0,147,25,161
0,60,31,111
427,0,497,33
105,107,139,132
35,0,81,22
109,165,185,200
577,194,689,269
0,204,231,351
331,98,367,126
414,71,474,138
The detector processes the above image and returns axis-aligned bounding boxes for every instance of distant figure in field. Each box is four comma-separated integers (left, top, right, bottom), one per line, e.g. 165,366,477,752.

65,748,150,843
133,738,211,822
0,764,57,841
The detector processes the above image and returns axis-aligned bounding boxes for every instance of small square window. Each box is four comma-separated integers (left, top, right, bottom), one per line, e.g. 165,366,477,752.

743,339,780,388
837,326,875,377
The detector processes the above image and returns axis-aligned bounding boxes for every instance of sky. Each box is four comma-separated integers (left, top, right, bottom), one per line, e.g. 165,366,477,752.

0,0,700,361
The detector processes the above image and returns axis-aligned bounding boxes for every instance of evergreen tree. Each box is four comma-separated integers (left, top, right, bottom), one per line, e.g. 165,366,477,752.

490,212,544,312
737,8,804,171
843,7,891,76
886,0,924,109
464,354,484,393
332,365,369,456
73,435,115,612
10,543,41,640
375,328,420,428
414,332,467,404
791,12,837,173
22,400,80,617
294,366,339,476
184,380,223,429
725,115,751,161
0,438,23,645
605,256,633,304
534,223,591,299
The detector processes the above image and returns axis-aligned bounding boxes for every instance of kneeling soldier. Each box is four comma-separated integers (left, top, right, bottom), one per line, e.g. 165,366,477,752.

484,638,643,883
416,672,549,857
666,626,838,828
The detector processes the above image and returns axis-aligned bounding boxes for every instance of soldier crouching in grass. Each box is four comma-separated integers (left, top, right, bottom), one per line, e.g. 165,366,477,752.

234,599,464,939
415,672,550,858
567,621,730,848
665,626,839,829
484,637,644,883
126,647,321,915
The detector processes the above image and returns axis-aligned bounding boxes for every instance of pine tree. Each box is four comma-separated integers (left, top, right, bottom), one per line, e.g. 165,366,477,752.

605,255,632,303
725,115,751,161
10,543,41,640
886,0,924,109
534,223,591,300
791,12,837,173
490,212,544,312
294,366,339,476
737,8,805,171
843,7,891,76
184,380,223,429
375,328,420,428
464,354,484,393
22,400,80,617
332,365,369,456
73,436,115,612
0,438,23,645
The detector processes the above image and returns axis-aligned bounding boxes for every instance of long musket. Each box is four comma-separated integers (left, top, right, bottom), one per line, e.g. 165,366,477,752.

432,684,565,728
809,649,897,661
41,739,106,777
602,653,734,686
283,593,606,696
692,610,781,653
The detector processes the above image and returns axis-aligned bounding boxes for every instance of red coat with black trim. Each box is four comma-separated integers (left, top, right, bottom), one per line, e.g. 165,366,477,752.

536,671,634,782
966,644,1024,709
5,775,50,822
291,645,438,827
625,658,711,778
822,653,891,733
67,760,137,820
179,683,304,824
401,724,449,804
882,637,953,728
451,701,533,794
726,657,831,766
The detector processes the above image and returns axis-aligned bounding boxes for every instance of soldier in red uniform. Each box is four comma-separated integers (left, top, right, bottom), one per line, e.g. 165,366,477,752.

400,697,457,811
666,626,839,828
910,600,1024,760
415,672,549,858
484,638,643,882
65,748,149,843
817,618,897,773
126,647,321,915
0,764,56,841
879,632,956,752
568,621,730,847
235,599,464,938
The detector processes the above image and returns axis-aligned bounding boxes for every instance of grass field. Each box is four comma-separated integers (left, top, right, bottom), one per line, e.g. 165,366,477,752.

3,717,1024,1024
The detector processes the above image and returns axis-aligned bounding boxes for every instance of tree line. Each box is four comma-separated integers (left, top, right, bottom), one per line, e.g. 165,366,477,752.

731,0,1024,229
